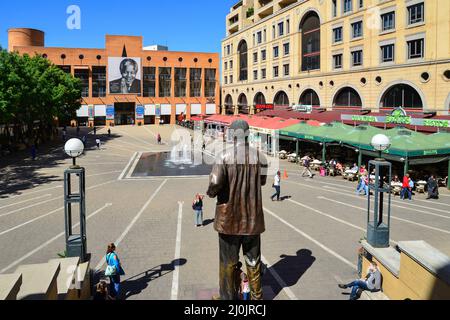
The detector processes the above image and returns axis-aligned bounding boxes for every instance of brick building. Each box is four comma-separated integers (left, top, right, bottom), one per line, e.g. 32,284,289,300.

8,28,220,126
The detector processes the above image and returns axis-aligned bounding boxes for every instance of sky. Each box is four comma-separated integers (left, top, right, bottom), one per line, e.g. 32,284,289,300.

0,0,238,53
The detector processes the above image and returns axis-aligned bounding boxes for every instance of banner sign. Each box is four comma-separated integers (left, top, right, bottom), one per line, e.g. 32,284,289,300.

341,107,450,128
88,105,95,120
136,105,145,120
256,104,274,110
106,105,115,120
108,57,142,95
155,104,161,117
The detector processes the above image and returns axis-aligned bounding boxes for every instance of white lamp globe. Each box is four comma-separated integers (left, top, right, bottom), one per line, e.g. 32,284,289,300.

65,138,84,158
371,134,391,152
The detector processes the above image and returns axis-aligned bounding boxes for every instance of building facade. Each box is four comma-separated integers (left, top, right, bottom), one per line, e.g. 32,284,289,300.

221,0,450,116
8,29,220,126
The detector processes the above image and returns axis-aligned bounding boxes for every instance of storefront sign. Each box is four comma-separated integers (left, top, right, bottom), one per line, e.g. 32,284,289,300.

422,119,449,128
106,105,115,120
292,105,313,113
155,104,161,117
350,115,379,123
256,104,274,110
136,105,145,120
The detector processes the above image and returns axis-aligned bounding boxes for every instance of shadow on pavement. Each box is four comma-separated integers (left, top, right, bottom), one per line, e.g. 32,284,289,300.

203,219,215,227
0,127,125,198
263,249,316,300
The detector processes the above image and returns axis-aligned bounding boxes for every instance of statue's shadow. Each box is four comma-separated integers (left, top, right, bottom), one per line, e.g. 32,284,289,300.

262,249,316,300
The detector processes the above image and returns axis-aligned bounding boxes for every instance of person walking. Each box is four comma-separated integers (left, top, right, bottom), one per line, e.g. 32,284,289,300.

105,243,125,300
427,175,439,200
356,172,369,196
157,133,162,145
192,194,204,227
93,126,97,136
301,155,313,178
108,128,111,137
62,129,67,142
207,120,268,301
96,138,101,150
31,144,37,161
401,174,412,201
271,171,281,202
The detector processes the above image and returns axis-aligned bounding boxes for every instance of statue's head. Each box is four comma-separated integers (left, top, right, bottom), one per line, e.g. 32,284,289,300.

229,120,250,145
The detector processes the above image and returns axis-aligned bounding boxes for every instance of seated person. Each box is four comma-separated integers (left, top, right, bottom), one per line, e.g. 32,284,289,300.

338,262,382,300
350,163,359,173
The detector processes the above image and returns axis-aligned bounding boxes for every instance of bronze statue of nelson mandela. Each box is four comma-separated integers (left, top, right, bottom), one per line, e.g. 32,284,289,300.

207,120,268,300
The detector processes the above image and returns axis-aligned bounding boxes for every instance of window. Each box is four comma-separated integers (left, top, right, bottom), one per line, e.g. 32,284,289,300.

205,69,216,97
261,68,266,79
381,44,395,62
273,66,279,78
332,0,337,17
351,21,363,38
333,54,343,69
301,13,321,71
253,70,258,80
224,76,228,85
253,52,258,63
334,87,362,108
238,40,248,81
230,75,233,84
227,45,231,55
261,50,267,61
359,0,363,9
230,60,233,69
74,69,89,97
263,29,267,42
143,67,156,97
283,43,290,55
175,68,187,97
283,64,290,76
351,50,363,67
333,27,343,43
257,31,262,44
343,0,352,13
272,25,276,39
273,46,279,58
278,22,284,37
58,65,71,73
159,67,172,97
253,34,256,46
190,68,202,97
407,38,424,59
92,66,106,97
408,3,424,25
300,89,320,107
381,12,395,31
224,62,228,70
287,19,290,34
381,84,423,109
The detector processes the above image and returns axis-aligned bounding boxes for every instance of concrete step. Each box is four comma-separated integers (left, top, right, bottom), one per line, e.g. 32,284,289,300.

75,260,92,300
48,257,80,300
15,261,60,300
362,290,390,300
0,274,23,300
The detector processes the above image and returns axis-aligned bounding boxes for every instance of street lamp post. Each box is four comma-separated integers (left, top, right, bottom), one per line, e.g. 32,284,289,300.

63,139,88,262
367,134,392,248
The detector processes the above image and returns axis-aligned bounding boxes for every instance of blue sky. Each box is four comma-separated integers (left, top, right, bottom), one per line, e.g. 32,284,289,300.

0,0,237,53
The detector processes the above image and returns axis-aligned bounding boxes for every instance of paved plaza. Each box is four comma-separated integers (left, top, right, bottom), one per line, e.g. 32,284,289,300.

0,125,449,300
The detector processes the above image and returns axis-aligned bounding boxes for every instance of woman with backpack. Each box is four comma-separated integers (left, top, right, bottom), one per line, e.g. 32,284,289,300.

105,243,125,299
192,194,204,227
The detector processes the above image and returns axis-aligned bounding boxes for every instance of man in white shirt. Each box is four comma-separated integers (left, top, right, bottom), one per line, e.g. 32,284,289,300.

339,261,382,300
271,171,281,201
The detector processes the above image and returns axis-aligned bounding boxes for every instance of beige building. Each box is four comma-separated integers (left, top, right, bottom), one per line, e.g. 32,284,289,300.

221,0,450,116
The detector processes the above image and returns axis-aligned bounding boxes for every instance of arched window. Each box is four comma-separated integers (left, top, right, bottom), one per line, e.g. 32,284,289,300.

333,87,362,108
300,12,320,71
253,92,266,106
238,40,248,81
224,95,234,115
299,89,320,107
238,93,249,114
380,84,423,110
274,91,290,107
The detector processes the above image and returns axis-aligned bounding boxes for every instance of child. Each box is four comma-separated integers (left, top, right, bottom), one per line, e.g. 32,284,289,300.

240,273,251,301
96,138,101,150
93,281,111,301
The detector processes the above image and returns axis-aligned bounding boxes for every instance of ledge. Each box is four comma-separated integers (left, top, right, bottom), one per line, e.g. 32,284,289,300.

361,240,401,277
397,241,450,286
0,274,22,300
15,261,60,300
49,257,80,297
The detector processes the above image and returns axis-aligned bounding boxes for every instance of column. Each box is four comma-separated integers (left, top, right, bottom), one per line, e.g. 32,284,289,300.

322,143,326,164
358,151,363,168
447,159,450,190
404,157,409,176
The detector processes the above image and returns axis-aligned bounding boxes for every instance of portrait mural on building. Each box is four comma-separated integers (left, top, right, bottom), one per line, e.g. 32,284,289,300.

108,57,142,94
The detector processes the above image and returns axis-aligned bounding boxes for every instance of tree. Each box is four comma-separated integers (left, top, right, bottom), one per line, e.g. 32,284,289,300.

0,48,82,148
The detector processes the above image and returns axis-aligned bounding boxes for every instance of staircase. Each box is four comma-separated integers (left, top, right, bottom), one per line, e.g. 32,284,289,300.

0,257,91,300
